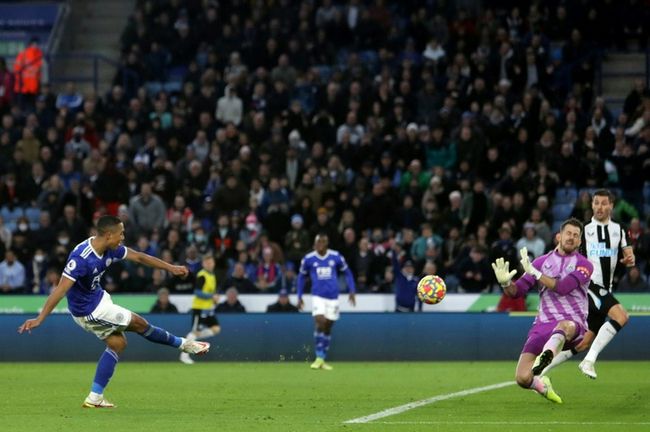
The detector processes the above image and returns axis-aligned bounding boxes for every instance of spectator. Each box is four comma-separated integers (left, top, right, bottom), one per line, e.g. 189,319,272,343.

455,246,491,293
222,262,256,294
618,267,649,292
13,37,43,106
215,85,243,126
128,182,166,234
254,246,282,292
516,223,546,259
284,214,310,268
0,249,25,292
55,82,83,111
266,289,300,313
215,287,246,313
150,287,179,313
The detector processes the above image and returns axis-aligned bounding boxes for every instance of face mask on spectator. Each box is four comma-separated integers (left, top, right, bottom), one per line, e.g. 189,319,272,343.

18,223,28,231
195,234,206,243
34,254,45,263
246,223,256,231
58,237,70,245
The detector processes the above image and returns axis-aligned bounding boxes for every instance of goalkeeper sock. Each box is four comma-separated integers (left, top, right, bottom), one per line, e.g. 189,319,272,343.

91,348,119,395
139,324,182,348
542,329,566,356
584,321,620,363
529,376,546,395
314,332,325,359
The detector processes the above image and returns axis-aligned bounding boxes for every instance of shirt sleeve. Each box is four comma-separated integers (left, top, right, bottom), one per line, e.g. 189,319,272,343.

111,245,128,261
62,256,87,282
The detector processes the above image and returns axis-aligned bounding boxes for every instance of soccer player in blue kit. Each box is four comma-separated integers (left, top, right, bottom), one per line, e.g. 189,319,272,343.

297,234,356,370
18,216,210,408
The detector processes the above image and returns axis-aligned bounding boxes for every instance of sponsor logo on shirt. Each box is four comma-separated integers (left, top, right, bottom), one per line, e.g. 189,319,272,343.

316,266,333,280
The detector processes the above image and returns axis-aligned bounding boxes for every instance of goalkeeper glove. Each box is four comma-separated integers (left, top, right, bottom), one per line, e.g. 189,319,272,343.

519,247,542,280
491,257,516,288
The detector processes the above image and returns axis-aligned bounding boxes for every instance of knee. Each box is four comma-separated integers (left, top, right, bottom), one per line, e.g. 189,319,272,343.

130,314,149,333
108,338,127,354
515,372,532,389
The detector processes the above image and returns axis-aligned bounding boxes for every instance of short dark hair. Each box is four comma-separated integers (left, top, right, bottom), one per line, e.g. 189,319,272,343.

593,189,614,203
96,215,122,235
560,217,584,233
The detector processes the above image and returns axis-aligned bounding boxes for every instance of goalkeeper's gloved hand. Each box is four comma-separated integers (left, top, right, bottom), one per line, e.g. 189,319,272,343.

519,247,542,280
491,257,516,288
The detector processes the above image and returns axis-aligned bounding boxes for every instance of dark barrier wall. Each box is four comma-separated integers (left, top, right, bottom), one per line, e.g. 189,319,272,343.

2,313,649,361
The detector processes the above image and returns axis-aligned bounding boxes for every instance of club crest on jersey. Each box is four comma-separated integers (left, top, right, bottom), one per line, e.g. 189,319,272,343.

328,259,335,266
66,260,76,271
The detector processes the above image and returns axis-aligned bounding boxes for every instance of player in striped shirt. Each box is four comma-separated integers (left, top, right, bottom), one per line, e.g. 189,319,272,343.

541,189,635,378
492,218,593,404
18,216,210,408
297,234,356,370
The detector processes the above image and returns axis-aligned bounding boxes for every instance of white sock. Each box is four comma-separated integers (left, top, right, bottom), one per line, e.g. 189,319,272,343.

178,337,187,350
542,332,566,356
541,350,575,376
195,328,216,339
584,321,618,363
88,391,102,401
185,332,196,341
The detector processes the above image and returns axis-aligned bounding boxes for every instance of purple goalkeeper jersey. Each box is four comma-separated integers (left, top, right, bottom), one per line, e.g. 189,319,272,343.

514,250,593,329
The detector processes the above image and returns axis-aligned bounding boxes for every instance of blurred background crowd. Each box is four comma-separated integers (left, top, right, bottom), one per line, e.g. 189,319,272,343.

1,0,649,301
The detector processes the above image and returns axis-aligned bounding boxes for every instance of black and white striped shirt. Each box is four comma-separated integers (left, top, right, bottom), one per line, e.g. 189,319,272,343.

580,217,629,292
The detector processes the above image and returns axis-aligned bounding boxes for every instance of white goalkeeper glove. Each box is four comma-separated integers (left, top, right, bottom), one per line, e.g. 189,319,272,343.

491,257,516,288
519,247,542,280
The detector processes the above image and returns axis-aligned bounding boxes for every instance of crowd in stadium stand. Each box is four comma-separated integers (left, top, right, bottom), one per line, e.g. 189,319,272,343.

1,1,650,298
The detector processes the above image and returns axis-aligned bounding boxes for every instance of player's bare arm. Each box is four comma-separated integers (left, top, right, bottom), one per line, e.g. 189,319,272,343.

126,247,189,277
621,246,635,267
18,275,75,333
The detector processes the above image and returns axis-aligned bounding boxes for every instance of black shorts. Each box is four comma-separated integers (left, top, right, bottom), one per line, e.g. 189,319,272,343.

191,308,219,331
586,282,620,332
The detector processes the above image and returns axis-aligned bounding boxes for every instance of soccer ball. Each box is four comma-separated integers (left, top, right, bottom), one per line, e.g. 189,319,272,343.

417,275,446,304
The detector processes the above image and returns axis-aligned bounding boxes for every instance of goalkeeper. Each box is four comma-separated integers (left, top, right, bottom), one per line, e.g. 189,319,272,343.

492,218,593,404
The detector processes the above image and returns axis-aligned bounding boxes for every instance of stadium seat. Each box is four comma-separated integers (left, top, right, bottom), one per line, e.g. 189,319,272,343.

163,81,182,93
146,82,163,96
554,187,578,204
552,203,574,221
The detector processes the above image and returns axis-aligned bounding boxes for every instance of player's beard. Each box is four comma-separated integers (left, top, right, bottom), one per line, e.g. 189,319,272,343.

560,241,577,254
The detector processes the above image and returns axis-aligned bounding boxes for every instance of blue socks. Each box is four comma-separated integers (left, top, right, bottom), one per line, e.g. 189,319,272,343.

91,349,119,394
139,324,182,348
314,332,332,359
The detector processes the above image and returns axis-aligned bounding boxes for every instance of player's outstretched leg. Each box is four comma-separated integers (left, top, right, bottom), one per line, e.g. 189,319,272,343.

580,315,626,379
532,329,566,375
181,326,220,364
529,376,563,404
128,314,210,355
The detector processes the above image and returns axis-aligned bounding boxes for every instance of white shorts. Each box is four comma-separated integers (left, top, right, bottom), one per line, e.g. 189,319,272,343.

72,292,133,340
311,296,340,321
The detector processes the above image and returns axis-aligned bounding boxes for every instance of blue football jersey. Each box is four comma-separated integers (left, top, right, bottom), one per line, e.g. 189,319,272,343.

62,238,128,316
298,249,355,300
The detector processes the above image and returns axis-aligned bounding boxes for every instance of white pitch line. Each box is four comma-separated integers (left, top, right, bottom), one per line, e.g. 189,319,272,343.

370,421,650,426
343,381,514,424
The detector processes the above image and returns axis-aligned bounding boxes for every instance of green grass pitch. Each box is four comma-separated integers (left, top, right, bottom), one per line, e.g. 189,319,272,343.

3,362,650,432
